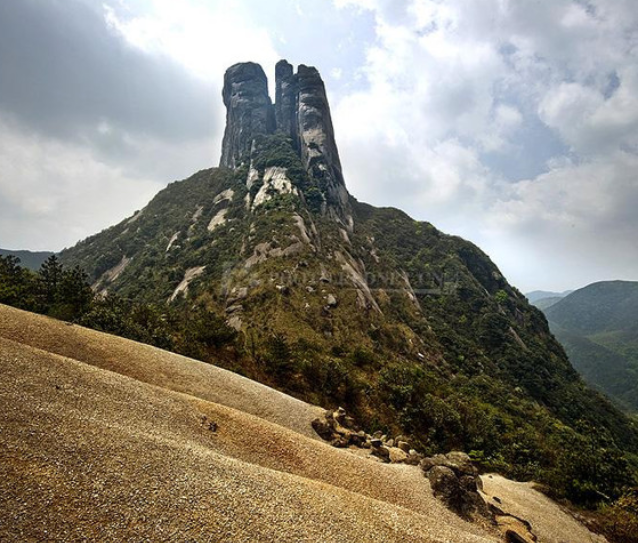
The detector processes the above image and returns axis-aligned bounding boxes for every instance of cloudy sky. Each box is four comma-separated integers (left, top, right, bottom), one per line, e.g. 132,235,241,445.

1,0,637,292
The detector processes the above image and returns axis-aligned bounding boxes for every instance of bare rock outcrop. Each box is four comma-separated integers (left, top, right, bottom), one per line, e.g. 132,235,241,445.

274,59,298,146
220,62,275,169
295,64,351,228
420,452,489,519
219,60,353,228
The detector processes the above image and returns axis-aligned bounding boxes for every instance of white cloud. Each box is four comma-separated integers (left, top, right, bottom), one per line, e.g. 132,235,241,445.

104,0,280,84
482,151,638,290
0,114,205,251
332,0,638,290
1,0,637,292
539,66,638,155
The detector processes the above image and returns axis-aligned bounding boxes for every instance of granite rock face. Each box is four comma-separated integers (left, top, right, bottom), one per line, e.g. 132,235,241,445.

295,64,351,229
274,59,298,148
219,60,352,229
219,62,275,169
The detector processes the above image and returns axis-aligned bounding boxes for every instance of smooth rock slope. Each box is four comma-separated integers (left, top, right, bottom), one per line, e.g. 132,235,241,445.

0,304,606,542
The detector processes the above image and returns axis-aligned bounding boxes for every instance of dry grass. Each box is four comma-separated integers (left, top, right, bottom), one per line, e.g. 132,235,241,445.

0,304,606,541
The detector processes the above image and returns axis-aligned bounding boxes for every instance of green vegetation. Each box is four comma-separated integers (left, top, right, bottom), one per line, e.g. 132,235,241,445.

0,248,54,271
0,254,237,363
0,254,92,320
35,138,638,515
596,488,638,543
544,281,638,412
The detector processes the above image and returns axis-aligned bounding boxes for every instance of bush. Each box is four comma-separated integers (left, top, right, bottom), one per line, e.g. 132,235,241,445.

597,488,638,543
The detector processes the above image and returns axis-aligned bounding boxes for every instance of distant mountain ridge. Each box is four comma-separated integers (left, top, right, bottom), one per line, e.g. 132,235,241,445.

526,289,573,304
0,248,54,271
543,281,638,412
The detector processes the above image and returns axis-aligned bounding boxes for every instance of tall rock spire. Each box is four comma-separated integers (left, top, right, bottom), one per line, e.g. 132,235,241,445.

219,60,352,229
219,62,275,169
274,60,298,148
294,64,351,227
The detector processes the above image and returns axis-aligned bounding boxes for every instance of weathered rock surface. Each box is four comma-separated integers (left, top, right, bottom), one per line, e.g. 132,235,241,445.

295,64,351,228
220,60,353,228
274,59,298,147
420,452,489,518
220,62,275,169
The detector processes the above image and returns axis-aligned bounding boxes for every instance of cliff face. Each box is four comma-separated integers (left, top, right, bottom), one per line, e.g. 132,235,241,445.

219,62,275,169
295,64,351,228
220,60,351,228
274,60,298,147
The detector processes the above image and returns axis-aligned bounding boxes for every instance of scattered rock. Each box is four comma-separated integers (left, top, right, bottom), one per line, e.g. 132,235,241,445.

311,417,334,441
388,447,408,463
326,294,338,307
372,445,390,462
405,450,423,466
200,416,218,433
333,407,347,424
227,287,248,304
226,315,243,331
311,408,425,466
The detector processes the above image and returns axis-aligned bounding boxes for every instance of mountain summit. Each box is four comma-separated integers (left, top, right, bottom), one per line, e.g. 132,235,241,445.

59,61,638,505
220,60,351,228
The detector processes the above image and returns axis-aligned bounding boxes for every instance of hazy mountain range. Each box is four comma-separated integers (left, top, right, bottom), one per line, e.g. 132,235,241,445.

0,248,54,271
538,281,638,413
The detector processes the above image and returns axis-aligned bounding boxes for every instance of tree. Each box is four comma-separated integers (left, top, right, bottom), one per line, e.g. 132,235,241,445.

38,255,64,309
0,255,36,310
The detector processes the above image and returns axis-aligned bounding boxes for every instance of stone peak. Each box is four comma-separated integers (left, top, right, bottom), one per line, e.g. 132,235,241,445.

219,60,352,229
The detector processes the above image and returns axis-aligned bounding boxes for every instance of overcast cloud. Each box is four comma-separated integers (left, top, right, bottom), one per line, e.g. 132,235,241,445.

0,0,636,292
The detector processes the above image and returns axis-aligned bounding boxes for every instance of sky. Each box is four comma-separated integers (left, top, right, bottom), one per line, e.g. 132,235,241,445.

0,0,637,292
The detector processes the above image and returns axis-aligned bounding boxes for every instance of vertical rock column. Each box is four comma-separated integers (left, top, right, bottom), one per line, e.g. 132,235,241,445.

219,62,275,169
295,65,352,228
274,60,298,149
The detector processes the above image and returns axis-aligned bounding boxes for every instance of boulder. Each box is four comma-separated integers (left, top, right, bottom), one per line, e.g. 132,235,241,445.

428,466,461,507
421,452,487,518
311,417,334,441
420,451,477,478
405,450,422,466
371,445,390,462
388,447,408,463
333,406,347,424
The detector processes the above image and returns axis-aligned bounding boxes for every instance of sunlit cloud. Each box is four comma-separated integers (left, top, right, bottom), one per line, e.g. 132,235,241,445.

0,0,636,291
